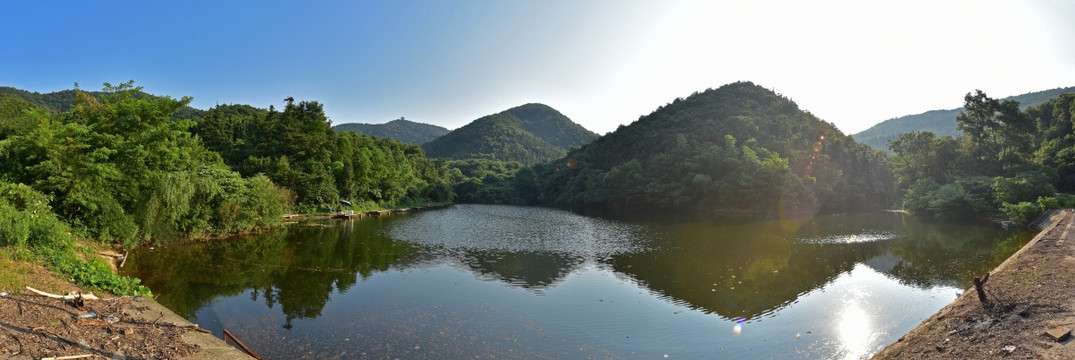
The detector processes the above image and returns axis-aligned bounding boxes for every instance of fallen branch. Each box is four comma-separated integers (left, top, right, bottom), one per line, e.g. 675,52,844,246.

188,326,211,334
42,354,94,360
224,329,264,360
119,250,129,269
25,287,100,301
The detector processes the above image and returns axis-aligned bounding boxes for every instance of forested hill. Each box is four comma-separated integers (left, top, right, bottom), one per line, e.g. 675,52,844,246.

0,86,82,112
853,86,1075,151
421,103,598,164
534,81,896,217
333,118,449,145
0,85,207,120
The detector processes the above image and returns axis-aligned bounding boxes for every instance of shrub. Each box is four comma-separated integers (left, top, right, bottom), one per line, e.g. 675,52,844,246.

993,172,1057,205
0,181,150,296
1001,201,1041,224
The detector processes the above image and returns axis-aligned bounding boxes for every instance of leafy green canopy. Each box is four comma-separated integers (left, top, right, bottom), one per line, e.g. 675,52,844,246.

0,181,151,296
890,90,1073,220
0,81,285,247
192,99,454,210
532,82,896,218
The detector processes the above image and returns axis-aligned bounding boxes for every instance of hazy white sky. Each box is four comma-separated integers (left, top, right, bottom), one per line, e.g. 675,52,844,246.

2,0,1073,135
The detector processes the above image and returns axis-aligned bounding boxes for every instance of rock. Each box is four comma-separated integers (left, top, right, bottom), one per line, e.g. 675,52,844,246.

1003,345,1016,354
1044,327,1071,342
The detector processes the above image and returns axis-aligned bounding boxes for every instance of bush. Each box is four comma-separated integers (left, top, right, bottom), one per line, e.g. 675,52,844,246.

0,202,31,248
1054,193,1075,208
0,182,69,250
40,246,151,296
903,179,939,214
993,172,1057,205
239,174,286,231
1001,201,1041,223
1001,196,1063,224
0,182,150,296
1039,196,1061,211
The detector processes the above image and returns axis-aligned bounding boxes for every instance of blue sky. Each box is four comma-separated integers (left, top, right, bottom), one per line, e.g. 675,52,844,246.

2,1,1073,135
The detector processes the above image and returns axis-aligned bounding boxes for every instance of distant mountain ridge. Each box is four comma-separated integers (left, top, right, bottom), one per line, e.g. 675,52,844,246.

853,86,1075,151
421,103,598,165
333,118,449,145
0,86,81,112
0,85,206,120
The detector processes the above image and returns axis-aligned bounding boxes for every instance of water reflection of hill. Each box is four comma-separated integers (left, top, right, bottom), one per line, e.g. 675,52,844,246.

607,213,1034,319
448,249,582,290
610,235,890,319
388,204,648,291
125,207,1034,330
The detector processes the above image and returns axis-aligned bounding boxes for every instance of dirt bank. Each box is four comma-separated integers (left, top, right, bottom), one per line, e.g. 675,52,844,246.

874,209,1075,359
0,265,252,359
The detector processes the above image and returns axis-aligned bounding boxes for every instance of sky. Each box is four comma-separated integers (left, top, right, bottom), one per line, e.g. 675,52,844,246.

2,1,1073,135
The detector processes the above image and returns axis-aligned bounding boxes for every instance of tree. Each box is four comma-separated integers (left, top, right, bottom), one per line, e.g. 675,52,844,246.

956,90,1034,174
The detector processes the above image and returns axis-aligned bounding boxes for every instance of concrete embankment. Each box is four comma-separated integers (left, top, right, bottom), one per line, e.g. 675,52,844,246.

131,297,256,359
874,209,1075,359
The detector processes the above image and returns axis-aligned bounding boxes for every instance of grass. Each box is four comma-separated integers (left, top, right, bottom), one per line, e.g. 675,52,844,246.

1054,193,1075,208
0,248,28,291
0,247,73,294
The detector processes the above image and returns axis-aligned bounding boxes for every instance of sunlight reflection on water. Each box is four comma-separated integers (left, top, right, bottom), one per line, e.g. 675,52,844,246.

799,231,897,244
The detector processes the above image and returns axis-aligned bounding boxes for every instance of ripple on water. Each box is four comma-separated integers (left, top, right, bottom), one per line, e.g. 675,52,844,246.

798,231,897,245
385,204,650,259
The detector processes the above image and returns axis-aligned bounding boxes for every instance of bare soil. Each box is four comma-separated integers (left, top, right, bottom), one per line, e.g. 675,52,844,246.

0,261,251,359
875,210,1075,359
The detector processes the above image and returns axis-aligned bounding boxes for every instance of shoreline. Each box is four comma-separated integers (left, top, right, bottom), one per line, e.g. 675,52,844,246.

0,285,253,359
874,209,1075,358
282,202,453,221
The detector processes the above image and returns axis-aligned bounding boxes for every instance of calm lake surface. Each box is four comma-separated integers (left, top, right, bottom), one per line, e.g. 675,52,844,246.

124,204,1035,359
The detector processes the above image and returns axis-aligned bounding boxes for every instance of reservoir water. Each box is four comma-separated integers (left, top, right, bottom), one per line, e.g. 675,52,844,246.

124,204,1034,359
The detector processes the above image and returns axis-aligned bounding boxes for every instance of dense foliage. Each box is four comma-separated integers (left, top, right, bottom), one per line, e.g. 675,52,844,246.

0,181,151,296
528,82,896,218
1,81,459,294
333,118,449,145
854,86,1075,151
0,82,286,247
890,90,1075,220
192,100,454,210
421,103,598,165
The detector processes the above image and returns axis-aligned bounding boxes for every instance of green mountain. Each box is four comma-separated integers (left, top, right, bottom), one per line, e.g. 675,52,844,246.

853,86,1075,151
0,86,81,112
421,103,597,164
333,118,449,145
0,85,206,120
534,81,896,216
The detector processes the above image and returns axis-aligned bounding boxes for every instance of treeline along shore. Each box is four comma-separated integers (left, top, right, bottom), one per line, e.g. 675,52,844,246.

2,79,1075,358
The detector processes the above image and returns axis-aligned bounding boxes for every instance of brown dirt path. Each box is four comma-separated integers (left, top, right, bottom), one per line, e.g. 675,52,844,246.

874,209,1075,359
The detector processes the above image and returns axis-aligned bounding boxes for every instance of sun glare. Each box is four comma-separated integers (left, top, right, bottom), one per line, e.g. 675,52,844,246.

836,302,875,359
